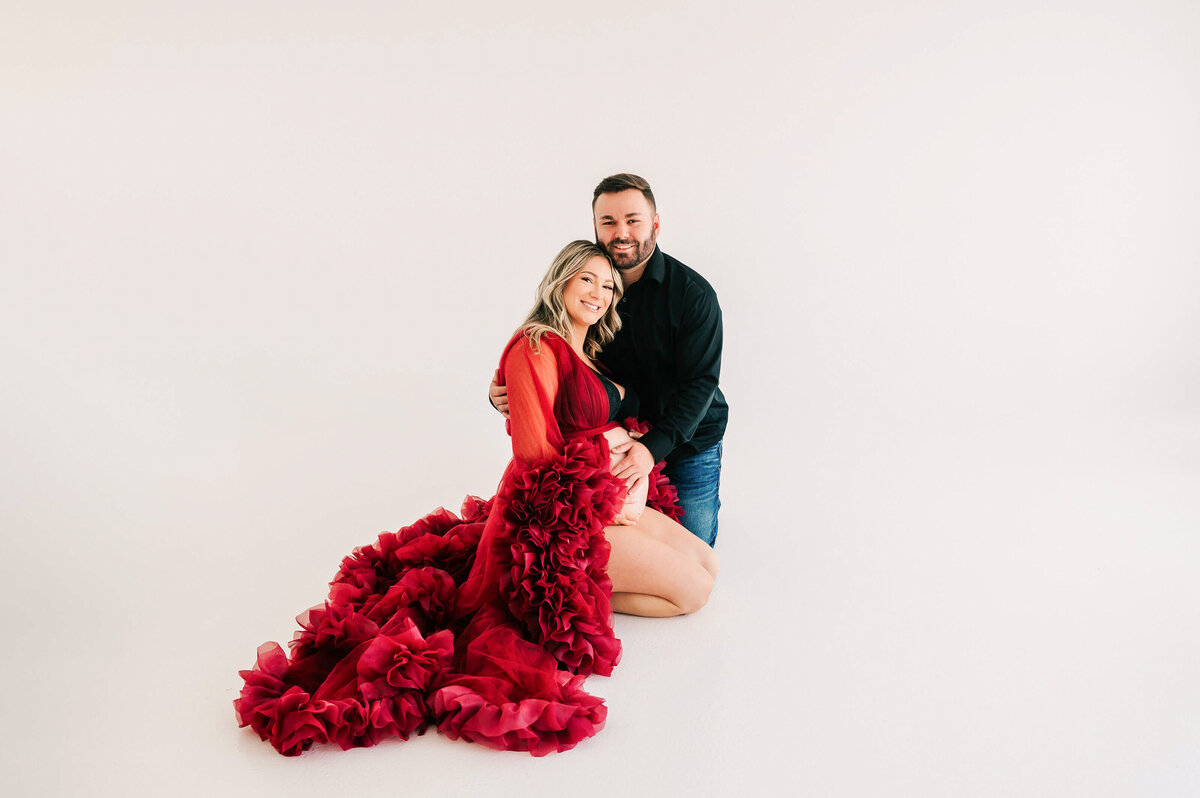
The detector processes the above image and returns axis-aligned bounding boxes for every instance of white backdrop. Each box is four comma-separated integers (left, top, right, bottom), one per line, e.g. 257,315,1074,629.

3,2,1199,796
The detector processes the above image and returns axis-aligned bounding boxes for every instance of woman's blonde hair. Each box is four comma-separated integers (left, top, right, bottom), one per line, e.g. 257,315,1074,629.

519,240,623,358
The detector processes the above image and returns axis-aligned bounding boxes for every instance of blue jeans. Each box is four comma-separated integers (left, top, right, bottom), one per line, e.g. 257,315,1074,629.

663,441,723,546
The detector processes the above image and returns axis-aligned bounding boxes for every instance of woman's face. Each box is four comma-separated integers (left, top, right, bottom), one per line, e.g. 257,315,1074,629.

561,256,616,330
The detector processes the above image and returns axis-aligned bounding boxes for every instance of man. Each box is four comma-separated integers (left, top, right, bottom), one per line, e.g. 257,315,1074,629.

492,174,728,545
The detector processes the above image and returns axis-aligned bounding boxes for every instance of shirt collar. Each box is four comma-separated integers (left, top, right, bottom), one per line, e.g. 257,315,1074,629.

638,245,666,285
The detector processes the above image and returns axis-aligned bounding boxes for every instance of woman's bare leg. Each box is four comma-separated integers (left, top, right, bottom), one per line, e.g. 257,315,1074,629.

635,507,720,579
609,592,683,618
604,523,715,617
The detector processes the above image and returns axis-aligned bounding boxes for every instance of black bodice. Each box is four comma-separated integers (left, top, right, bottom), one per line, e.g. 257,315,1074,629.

593,369,639,422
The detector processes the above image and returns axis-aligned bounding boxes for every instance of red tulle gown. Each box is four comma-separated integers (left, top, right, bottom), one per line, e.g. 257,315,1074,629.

234,332,681,756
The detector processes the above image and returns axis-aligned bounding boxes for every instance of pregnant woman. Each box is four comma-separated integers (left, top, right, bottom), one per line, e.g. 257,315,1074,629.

235,240,719,757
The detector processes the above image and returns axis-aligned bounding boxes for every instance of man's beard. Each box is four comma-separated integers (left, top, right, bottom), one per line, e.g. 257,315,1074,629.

604,233,657,270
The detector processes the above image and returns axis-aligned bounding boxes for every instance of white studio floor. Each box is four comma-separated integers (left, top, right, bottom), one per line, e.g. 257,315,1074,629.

4,3,1200,795
2,409,1197,798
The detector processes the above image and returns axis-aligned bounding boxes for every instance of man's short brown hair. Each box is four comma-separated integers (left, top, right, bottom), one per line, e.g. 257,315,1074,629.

592,173,656,212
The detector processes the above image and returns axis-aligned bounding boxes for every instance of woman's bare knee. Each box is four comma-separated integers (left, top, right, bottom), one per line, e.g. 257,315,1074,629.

675,568,714,615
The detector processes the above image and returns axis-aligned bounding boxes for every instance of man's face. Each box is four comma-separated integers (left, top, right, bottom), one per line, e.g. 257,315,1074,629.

593,189,660,271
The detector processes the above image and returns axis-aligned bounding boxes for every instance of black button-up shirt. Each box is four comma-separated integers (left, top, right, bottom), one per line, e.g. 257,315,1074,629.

599,246,728,464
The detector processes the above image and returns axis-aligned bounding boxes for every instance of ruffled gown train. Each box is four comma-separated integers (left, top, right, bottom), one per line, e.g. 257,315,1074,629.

234,333,681,756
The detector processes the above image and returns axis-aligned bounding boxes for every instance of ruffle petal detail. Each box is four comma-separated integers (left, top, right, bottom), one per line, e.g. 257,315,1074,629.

433,627,607,756
495,440,623,676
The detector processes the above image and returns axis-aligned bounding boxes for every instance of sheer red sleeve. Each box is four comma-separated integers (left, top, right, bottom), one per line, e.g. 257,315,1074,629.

503,336,564,465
